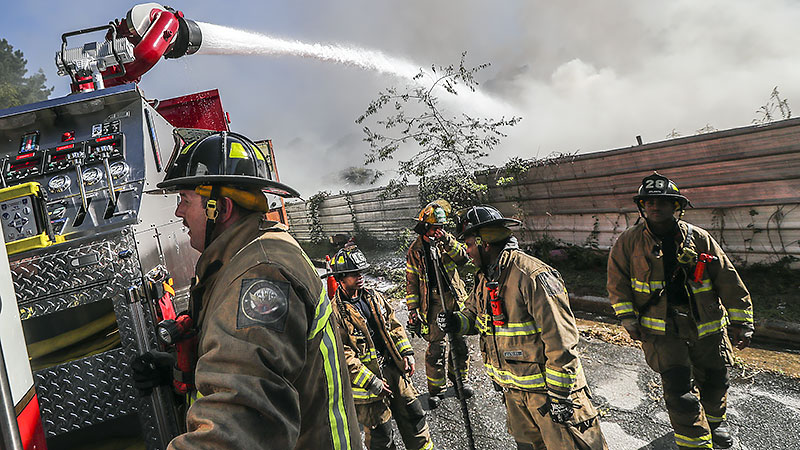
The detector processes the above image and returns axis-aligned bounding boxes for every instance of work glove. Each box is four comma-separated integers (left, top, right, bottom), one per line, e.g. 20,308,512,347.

541,396,575,424
407,309,422,337
727,323,754,350
437,311,459,333
130,350,175,396
621,317,643,341
367,376,393,398
403,355,416,376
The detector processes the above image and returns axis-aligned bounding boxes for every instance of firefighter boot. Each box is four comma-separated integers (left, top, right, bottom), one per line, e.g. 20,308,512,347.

710,420,733,448
456,382,475,399
428,393,443,409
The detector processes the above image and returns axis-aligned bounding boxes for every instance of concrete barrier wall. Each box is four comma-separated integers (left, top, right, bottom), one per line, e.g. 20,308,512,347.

285,185,421,243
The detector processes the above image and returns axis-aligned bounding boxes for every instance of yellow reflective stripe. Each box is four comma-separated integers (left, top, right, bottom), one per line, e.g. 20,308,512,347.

476,315,541,337
405,294,420,307
417,439,434,450
319,321,353,450
728,308,753,323
187,390,203,406
351,386,380,400
641,316,666,332
674,432,713,448
485,363,545,390
309,290,333,340
691,279,713,294
353,366,373,388
630,278,665,294
396,338,412,354
612,302,635,315
444,261,457,272
406,264,420,276
446,242,465,258
455,312,472,334
229,142,248,159
359,349,378,363
427,375,446,387
180,141,197,155
697,317,726,338
705,413,725,423
545,367,577,389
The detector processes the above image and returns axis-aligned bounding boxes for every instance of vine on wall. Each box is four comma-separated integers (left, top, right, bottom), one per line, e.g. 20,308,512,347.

308,191,330,244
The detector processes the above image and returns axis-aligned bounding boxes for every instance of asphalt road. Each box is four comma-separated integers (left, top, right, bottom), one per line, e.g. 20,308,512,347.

390,306,800,450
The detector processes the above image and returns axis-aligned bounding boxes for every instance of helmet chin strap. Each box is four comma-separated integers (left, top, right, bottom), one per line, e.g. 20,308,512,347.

203,185,221,250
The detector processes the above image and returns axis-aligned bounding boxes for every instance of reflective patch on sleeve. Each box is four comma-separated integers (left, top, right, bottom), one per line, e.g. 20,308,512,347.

237,278,290,332
537,270,567,299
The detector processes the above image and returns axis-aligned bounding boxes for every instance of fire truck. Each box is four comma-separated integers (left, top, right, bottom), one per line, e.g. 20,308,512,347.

0,4,290,448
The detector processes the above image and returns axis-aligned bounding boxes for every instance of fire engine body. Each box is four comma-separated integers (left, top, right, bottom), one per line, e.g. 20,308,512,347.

0,4,287,448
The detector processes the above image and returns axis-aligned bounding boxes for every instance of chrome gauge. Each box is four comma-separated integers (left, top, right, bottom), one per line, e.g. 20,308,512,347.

110,161,129,179
82,167,103,185
48,174,71,193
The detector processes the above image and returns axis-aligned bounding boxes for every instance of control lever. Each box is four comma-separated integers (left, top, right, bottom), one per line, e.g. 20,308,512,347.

67,151,89,213
98,145,118,218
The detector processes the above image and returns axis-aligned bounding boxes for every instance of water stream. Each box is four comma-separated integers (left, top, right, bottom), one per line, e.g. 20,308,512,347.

195,22,511,112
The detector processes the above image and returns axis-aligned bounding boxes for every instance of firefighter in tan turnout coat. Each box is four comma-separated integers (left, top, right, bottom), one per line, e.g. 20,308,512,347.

328,245,434,450
405,200,473,407
607,172,754,450
133,132,361,449
438,205,607,450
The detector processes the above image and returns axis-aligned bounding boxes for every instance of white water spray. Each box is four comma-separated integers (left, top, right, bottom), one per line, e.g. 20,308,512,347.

195,22,513,114
197,22,421,79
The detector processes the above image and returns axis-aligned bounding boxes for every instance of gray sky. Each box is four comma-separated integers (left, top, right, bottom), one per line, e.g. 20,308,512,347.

3,1,800,197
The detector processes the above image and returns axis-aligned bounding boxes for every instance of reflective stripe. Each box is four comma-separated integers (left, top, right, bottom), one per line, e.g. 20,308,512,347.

406,264,420,276
359,349,378,364
476,315,541,337
351,386,380,400
446,242,465,258
690,279,713,294
444,261,457,273
697,317,726,338
249,143,266,161
229,142,248,159
728,308,753,323
674,432,713,448
485,363,545,390
455,312,472,334
640,316,666,332
630,278,664,294
427,375,446,387
319,321,353,449
353,366,373,388
309,291,333,340
396,338,412,354
417,439,434,450
612,302,635,316
545,367,577,389
705,413,725,423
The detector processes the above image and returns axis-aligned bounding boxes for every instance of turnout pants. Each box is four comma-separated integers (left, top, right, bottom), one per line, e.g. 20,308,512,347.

640,310,734,449
423,292,469,395
357,364,433,450
504,388,607,449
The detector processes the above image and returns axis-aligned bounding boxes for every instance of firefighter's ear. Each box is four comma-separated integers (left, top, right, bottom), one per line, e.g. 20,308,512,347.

218,197,236,222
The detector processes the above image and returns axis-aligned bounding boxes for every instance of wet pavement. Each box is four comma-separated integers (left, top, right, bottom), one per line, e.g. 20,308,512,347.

390,305,800,450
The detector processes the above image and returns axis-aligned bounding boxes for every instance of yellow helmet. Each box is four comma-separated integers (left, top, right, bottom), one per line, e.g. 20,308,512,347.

413,199,451,234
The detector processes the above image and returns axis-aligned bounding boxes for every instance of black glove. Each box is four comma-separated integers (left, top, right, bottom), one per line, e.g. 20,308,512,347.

130,350,175,396
437,311,458,333
407,309,422,338
538,396,575,424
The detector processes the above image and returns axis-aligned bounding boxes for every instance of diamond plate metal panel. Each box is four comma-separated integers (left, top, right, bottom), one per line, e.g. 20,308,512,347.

35,348,137,436
11,229,141,319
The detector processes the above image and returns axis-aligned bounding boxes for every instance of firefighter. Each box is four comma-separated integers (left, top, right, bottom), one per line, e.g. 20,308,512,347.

607,172,754,450
405,199,473,408
438,205,608,450
326,246,434,450
133,131,361,449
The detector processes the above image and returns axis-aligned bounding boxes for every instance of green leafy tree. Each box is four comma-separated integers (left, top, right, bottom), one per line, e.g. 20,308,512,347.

0,38,52,109
356,52,520,209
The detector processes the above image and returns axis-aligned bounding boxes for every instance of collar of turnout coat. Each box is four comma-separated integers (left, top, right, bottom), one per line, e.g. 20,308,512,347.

196,213,284,278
